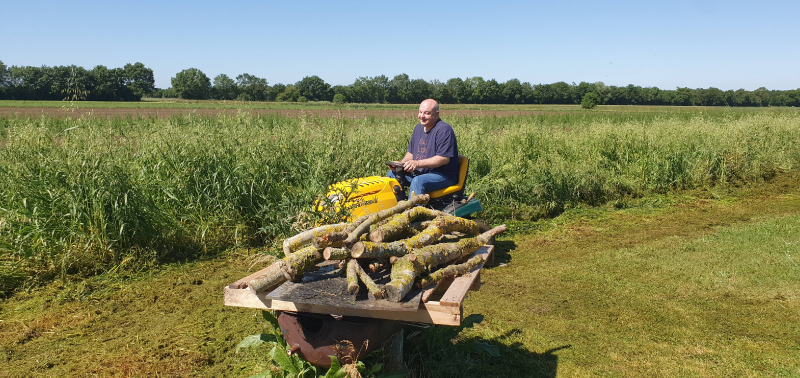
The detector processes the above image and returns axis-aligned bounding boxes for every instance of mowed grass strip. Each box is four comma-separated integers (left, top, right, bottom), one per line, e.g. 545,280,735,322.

431,177,800,378
2,178,797,377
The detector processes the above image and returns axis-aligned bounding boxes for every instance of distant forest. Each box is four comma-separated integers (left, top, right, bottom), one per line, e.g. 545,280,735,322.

1,61,799,107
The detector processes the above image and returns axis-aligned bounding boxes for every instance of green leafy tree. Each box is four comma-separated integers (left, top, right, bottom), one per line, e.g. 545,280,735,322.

0,60,8,99
409,78,432,103
123,62,155,100
295,75,332,101
332,93,345,104
172,68,211,99
388,73,411,103
89,65,120,100
276,85,300,102
348,76,385,103
581,92,601,109
482,79,502,104
236,73,269,101
61,65,90,101
502,78,523,104
270,83,286,101
463,77,485,103
212,74,238,100
445,77,465,104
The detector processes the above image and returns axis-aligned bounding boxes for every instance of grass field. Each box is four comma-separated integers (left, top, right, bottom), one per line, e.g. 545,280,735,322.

0,103,798,376
1,174,798,377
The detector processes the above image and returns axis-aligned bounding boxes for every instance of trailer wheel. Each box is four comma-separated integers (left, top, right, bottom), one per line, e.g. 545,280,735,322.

277,311,403,368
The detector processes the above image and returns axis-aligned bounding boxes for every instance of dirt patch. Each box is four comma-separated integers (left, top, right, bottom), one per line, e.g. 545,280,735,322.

0,107,565,119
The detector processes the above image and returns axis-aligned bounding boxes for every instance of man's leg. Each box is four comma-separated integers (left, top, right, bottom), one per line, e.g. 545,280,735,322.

408,172,456,197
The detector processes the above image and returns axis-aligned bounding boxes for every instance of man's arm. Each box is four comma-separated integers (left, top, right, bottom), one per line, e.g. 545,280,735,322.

402,155,449,172
399,152,413,163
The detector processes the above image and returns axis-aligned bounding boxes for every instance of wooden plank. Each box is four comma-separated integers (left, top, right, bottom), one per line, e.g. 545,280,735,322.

224,286,462,325
438,245,493,307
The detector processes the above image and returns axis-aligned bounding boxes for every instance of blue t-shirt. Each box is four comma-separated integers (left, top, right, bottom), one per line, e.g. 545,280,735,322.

407,119,459,181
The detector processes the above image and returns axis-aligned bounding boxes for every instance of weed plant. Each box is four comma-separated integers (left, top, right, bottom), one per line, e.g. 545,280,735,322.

1,109,799,294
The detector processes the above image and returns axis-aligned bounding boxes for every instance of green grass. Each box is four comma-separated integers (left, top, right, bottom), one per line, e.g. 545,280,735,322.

1,176,798,377
2,108,800,295
416,176,800,377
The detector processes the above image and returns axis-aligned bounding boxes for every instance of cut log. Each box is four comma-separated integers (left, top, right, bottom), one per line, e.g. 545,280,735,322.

369,207,448,243
342,194,431,246
245,260,291,293
416,225,505,269
368,258,388,272
312,236,345,249
351,222,443,259
354,260,384,299
282,223,347,255
284,246,324,281
346,259,360,295
435,215,479,235
352,215,479,259
381,257,417,302
417,255,484,288
382,225,506,302
323,247,351,260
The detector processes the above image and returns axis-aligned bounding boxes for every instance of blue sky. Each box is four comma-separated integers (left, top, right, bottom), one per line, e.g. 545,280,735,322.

2,0,798,90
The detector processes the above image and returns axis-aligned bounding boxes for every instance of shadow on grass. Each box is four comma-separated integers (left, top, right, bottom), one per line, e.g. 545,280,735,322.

406,314,568,378
489,239,516,266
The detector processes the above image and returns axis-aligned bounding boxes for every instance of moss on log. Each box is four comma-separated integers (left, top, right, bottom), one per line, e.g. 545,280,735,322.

351,221,444,259
343,194,431,246
417,255,484,288
369,206,448,242
284,246,324,281
435,215,480,235
381,256,418,302
282,223,347,255
382,225,507,302
355,261,384,299
323,247,351,260
346,259,360,295
312,236,345,249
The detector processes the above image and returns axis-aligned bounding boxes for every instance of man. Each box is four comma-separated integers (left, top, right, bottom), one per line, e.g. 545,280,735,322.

388,99,459,197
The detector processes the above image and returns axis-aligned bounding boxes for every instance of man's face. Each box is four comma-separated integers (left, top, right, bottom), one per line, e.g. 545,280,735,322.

418,102,439,129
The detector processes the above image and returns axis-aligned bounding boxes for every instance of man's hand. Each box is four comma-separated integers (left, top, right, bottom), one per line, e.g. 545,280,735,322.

402,160,419,172
403,156,449,172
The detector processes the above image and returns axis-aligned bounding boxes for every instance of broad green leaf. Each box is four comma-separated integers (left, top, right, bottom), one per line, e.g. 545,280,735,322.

369,362,384,374
236,333,269,353
270,344,299,375
291,354,306,374
324,356,342,378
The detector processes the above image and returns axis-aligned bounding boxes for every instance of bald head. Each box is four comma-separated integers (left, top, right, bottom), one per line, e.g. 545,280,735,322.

420,99,439,112
418,99,440,130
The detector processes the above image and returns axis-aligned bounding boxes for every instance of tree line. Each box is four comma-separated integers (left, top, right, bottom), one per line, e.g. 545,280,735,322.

0,61,154,101
2,61,799,107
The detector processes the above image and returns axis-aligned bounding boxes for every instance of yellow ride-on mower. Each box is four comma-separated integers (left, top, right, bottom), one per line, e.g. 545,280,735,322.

319,155,483,220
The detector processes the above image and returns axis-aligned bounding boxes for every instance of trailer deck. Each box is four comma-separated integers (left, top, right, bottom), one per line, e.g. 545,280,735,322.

223,245,494,326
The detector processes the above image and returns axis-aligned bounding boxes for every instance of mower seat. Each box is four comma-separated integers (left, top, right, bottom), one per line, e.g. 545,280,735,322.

428,155,469,199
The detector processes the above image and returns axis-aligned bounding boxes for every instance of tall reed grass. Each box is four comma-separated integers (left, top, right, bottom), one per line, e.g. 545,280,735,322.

1,109,798,294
